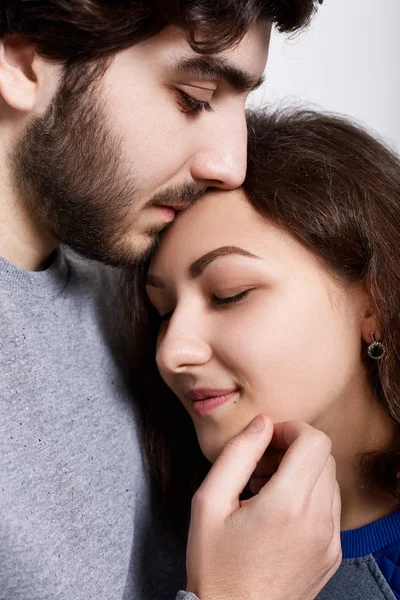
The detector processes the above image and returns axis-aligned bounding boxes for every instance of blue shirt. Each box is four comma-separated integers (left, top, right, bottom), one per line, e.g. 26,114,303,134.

341,509,400,599
317,509,400,599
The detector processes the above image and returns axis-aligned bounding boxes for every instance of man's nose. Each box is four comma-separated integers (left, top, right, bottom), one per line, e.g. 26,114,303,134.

190,112,247,190
156,326,212,375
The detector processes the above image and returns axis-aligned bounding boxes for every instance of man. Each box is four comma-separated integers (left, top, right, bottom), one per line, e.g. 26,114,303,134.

0,1,340,599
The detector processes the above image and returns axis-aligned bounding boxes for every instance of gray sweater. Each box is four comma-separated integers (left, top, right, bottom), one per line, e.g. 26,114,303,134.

3,246,395,600
0,247,188,600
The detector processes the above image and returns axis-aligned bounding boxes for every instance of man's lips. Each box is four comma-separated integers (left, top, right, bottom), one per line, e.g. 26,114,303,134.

152,205,177,222
186,388,239,416
152,203,190,223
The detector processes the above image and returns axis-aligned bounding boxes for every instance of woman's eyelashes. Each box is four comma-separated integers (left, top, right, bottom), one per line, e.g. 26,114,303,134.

211,289,252,306
156,289,253,323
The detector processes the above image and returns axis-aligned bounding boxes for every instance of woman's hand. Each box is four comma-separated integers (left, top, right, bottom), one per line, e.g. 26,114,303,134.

186,417,341,600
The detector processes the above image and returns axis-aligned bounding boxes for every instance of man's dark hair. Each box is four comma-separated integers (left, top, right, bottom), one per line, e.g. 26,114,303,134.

0,0,322,62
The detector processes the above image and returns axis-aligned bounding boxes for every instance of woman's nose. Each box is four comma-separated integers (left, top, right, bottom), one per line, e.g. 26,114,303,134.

156,330,212,375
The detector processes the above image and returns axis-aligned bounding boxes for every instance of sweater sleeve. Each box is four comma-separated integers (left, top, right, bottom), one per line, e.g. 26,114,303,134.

176,593,199,600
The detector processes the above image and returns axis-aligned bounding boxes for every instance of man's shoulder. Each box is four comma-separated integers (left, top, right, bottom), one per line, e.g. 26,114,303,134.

317,555,396,600
62,246,126,310
63,246,120,287
62,247,133,362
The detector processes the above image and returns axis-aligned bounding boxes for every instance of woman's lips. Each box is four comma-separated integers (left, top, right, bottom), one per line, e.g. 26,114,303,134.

186,388,238,416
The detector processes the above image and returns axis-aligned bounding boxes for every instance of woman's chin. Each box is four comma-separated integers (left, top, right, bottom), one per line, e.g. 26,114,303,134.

198,436,227,463
203,447,222,464
198,426,244,463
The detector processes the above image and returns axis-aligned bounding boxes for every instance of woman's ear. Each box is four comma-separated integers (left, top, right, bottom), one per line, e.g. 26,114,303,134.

361,303,383,344
0,35,39,112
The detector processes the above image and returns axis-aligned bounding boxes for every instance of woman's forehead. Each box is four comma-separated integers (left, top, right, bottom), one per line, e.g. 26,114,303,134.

150,189,256,266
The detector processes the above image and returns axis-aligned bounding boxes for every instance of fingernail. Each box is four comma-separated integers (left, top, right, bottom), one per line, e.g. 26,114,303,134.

247,415,265,433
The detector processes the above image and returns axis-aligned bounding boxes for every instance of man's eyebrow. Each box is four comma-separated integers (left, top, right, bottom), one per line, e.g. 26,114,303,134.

189,246,261,278
172,56,265,93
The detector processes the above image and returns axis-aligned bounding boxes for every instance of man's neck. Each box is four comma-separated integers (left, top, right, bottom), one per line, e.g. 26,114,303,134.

0,182,58,271
0,119,58,271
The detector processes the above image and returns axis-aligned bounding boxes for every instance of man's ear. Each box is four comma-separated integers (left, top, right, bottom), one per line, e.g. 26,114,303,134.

0,35,39,112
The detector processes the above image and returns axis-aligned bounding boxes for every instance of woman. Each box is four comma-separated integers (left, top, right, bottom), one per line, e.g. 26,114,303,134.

130,109,400,599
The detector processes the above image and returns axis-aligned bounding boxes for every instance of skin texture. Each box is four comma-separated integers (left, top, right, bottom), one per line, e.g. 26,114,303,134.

147,189,398,529
0,24,269,269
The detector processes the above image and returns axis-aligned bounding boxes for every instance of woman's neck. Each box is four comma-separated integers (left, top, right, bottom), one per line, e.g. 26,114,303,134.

315,379,400,531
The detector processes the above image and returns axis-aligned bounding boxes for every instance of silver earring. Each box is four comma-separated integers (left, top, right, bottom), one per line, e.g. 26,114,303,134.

367,332,386,360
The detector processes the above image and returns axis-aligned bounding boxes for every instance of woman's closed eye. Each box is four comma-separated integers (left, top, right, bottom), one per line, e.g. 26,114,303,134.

212,289,253,306
154,289,254,325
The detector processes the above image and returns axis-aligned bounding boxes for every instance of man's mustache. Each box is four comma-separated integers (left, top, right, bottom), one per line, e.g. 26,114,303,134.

151,183,206,211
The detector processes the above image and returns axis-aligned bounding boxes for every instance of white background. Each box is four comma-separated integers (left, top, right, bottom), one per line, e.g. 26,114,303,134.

248,0,400,153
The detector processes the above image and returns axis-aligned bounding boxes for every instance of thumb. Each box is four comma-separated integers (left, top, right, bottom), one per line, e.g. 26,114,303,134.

195,415,273,518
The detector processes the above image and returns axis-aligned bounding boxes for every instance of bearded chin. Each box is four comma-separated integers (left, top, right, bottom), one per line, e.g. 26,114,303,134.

11,62,155,268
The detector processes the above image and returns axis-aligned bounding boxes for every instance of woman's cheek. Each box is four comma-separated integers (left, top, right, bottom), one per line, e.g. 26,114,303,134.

215,317,267,369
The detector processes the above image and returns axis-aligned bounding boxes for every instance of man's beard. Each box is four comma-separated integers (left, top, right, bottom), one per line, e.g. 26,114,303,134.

11,62,202,268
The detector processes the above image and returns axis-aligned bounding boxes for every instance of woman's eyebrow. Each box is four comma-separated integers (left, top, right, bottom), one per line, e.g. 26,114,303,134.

146,246,261,288
189,246,261,278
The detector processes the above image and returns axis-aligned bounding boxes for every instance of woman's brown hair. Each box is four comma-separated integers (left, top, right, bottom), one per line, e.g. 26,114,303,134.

126,109,400,539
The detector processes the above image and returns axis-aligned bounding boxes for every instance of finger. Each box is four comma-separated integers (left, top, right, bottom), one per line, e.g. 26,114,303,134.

196,415,273,517
248,448,285,495
314,480,342,586
310,455,337,508
251,448,286,478
248,476,271,495
327,482,342,572
332,481,342,538
260,421,332,495
270,420,329,451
